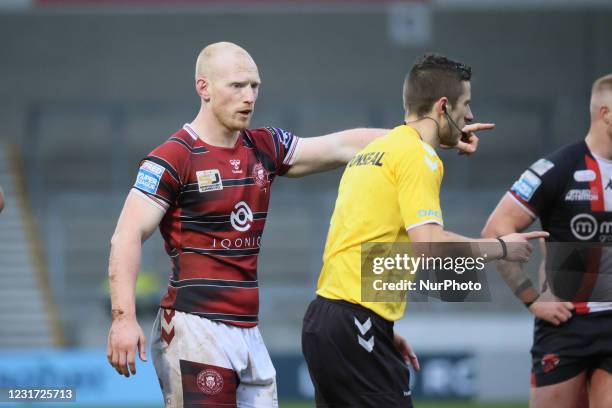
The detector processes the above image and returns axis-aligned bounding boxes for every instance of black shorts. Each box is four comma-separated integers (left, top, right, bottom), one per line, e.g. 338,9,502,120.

302,296,413,407
531,311,612,387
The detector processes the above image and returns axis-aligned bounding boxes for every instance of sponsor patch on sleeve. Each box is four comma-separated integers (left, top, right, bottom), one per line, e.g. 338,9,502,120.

511,170,542,201
529,158,554,176
574,169,596,182
134,161,165,194
267,127,294,150
277,128,294,149
417,209,443,220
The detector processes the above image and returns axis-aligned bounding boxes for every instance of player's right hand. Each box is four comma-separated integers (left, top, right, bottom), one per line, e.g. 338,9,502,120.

528,289,574,326
499,231,549,262
107,317,147,377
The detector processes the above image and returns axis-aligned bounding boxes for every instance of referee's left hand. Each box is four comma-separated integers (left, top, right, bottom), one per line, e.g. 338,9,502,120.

393,332,420,371
441,122,495,155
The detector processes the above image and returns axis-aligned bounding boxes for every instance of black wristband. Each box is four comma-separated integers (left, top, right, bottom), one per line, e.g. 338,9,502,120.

524,295,539,309
496,237,507,260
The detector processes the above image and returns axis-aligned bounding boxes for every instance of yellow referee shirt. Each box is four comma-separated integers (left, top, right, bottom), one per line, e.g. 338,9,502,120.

316,125,444,321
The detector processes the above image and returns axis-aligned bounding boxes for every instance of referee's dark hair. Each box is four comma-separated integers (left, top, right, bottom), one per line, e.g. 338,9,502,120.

403,53,472,117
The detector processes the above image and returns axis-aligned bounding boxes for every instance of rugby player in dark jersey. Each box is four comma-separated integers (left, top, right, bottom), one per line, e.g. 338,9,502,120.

482,74,612,408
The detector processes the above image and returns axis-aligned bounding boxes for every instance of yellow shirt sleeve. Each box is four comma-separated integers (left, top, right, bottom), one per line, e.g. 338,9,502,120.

393,142,444,230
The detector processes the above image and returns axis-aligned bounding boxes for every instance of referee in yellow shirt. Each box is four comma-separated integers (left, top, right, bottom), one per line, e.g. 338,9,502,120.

301,54,549,407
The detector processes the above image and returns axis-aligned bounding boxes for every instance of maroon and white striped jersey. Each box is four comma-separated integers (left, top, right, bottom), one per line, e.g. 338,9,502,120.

132,124,300,327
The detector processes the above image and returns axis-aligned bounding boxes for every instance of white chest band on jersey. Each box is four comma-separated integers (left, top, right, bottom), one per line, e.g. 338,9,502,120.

593,153,612,212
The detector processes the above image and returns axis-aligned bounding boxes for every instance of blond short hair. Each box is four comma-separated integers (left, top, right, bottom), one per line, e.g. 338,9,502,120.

592,74,612,96
194,42,250,80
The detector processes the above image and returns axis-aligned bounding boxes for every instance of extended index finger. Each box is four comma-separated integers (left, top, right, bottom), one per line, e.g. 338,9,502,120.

522,231,550,240
462,123,495,133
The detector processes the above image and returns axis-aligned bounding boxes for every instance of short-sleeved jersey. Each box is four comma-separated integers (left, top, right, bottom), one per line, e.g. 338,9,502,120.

316,125,444,321
132,124,300,327
508,141,612,314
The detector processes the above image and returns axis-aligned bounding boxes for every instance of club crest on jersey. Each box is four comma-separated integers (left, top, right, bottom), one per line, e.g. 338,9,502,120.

229,159,242,174
196,169,223,193
541,354,560,374
252,163,268,188
196,369,224,395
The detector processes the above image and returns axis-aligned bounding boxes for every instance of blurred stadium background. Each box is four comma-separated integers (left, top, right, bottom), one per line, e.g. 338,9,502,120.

0,0,611,406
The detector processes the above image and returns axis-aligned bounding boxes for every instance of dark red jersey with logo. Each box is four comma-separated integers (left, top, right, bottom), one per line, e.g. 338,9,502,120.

132,124,300,327
508,141,612,314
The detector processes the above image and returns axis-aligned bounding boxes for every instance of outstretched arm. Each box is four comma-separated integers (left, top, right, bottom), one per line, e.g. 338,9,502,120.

107,191,165,377
408,222,548,263
286,122,490,178
286,128,387,177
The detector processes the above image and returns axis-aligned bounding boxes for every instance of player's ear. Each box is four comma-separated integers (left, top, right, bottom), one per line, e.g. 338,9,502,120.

196,77,212,102
602,106,611,126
